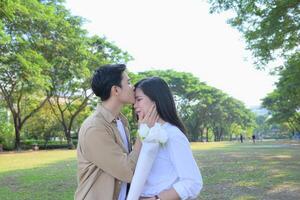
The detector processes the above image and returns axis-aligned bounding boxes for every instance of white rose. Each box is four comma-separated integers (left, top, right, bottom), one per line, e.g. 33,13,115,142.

144,123,168,145
138,123,150,140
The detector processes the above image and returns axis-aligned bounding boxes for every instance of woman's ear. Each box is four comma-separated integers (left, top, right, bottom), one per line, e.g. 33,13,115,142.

152,102,156,108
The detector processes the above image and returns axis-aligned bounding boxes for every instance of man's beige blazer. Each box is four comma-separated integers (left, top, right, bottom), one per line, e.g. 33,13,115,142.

74,104,138,200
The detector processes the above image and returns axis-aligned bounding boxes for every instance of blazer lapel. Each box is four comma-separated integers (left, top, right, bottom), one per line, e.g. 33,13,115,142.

112,121,128,153
95,105,128,153
124,126,132,152
119,114,132,152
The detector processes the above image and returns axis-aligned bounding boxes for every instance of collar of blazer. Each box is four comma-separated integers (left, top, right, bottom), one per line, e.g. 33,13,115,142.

96,104,116,123
96,104,129,126
96,104,131,152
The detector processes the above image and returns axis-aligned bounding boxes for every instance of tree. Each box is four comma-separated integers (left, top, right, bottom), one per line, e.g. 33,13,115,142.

0,102,14,150
23,101,64,148
47,34,132,148
262,53,300,133
133,70,255,141
207,0,299,68
207,0,300,135
0,0,55,150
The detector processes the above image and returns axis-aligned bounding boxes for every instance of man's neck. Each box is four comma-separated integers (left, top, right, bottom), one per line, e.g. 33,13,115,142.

102,100,122,118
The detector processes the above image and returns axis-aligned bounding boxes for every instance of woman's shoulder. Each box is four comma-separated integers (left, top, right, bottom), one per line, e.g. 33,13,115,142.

163,123,188,141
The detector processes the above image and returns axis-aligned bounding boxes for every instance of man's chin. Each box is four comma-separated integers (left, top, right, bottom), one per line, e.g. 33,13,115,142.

124,100,135,105
128,98,135,104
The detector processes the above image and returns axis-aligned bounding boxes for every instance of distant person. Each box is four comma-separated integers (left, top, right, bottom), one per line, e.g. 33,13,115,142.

240,134,243,143
252,134,256,143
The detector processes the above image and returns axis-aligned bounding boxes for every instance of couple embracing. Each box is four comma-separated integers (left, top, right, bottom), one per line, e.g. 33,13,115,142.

74,64,203,200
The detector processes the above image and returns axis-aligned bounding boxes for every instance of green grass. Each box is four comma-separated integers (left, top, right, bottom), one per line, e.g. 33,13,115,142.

0,141,299,200
0,150,76,200
193,141,300,200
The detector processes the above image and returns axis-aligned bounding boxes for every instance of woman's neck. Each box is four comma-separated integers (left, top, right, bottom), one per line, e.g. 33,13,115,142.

158,118,166,125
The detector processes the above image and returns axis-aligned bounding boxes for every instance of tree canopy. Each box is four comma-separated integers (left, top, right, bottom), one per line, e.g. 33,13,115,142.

207,0,300,134
0,0,131,149
132,70,255,141
208,0,299,68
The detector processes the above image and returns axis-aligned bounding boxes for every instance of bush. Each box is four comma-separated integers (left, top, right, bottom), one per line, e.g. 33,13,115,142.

21,139,77,150
0,122,14,150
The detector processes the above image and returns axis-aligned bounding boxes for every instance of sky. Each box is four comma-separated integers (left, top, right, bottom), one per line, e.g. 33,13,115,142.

64,0,278,108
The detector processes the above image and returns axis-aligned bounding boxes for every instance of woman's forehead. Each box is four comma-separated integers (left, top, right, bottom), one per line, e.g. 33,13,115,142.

135,88,145,96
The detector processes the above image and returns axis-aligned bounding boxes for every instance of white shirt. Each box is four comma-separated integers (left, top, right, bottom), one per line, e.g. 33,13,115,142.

141,123,203,200
116,119,129,200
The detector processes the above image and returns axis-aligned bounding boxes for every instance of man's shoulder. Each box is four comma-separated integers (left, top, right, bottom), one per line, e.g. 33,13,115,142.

80,112,108,132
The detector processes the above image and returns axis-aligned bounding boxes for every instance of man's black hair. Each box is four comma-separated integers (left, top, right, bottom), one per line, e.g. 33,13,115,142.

91,64,126,101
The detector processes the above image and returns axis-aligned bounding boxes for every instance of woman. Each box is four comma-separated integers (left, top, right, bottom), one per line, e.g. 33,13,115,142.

133,77,203,200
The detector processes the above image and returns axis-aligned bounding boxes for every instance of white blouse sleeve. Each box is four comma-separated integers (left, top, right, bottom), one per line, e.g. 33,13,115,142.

167,129,203,200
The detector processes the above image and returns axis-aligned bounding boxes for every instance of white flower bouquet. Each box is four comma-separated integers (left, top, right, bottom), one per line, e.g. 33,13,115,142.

126,123,168,200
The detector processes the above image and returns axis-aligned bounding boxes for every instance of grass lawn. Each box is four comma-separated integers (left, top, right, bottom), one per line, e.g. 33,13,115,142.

0,141,299,200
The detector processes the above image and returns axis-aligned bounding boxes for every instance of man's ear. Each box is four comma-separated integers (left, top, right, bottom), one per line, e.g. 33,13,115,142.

111,85,119,96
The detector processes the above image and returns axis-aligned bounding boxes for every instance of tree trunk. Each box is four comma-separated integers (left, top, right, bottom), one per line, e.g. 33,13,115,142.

65,129,74,149
205,128,209,142
14,126,21,151
214,127,220,141
13,115,22,151
199,129,203,142
191,132,198,142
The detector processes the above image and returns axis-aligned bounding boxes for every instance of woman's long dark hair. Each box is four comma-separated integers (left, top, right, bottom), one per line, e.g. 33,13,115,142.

134,77,186,134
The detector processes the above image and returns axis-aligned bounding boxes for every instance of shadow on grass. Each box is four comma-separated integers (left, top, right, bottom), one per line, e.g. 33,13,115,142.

0,158,77,200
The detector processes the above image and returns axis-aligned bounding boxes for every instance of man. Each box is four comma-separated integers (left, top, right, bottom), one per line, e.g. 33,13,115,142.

252,134,256,143
75,64,146,200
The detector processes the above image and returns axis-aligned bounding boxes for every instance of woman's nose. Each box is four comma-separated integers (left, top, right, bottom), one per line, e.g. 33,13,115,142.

133,101,137,109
